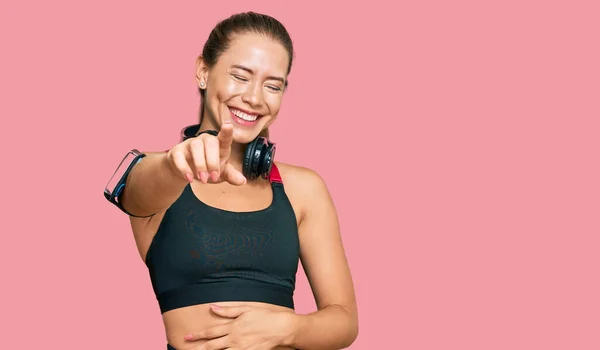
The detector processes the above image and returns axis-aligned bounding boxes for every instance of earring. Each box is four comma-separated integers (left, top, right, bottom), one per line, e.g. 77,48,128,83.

200,82,205,87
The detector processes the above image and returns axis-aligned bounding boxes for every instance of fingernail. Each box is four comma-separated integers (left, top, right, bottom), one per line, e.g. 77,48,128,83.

210,304,220,310
185,173,194,183
200,172,208,183
210,171,219,182
184,334,193,340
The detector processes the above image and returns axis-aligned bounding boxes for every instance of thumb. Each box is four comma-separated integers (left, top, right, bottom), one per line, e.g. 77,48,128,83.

221,163,247,186
210,304,249,318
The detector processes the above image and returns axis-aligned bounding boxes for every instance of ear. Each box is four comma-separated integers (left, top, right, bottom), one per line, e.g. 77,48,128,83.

195,55,209,89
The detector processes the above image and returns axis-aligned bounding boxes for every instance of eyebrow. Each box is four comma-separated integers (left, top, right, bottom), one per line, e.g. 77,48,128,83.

231,64,286,85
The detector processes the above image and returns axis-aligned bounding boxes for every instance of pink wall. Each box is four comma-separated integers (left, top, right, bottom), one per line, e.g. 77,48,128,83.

2,1,599,349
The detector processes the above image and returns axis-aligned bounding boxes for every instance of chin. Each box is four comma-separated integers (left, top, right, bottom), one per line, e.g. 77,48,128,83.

232,127,262,144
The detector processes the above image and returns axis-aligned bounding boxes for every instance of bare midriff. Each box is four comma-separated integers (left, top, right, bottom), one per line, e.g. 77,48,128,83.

162,301,296,350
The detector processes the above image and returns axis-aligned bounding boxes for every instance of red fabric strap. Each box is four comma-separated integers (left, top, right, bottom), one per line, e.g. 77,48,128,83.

269,163,282,183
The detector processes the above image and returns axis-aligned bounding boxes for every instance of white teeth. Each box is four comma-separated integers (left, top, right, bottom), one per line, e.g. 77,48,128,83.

231,108,258,121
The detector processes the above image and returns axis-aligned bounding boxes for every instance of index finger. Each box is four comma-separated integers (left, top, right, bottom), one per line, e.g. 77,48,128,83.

217,121,234,161
184,323,230,341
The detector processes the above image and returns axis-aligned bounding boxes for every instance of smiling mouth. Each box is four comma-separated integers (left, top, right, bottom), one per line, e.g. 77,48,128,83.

229,107,262,122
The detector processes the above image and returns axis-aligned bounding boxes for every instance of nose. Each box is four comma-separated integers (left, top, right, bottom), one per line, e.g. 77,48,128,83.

241,81,264,107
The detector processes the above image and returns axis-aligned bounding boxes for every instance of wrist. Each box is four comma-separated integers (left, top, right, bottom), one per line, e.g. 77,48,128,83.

161,152,188,183
161,151,177,178
280,313,305,347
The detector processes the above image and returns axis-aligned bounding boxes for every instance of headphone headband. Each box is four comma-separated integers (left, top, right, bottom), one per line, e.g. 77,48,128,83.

181,124,217,142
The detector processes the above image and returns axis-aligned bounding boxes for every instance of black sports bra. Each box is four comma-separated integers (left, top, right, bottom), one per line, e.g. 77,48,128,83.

144,164,300,314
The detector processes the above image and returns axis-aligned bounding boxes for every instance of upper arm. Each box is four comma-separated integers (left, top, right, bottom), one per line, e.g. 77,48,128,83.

128,210,166,262
293,167,357,318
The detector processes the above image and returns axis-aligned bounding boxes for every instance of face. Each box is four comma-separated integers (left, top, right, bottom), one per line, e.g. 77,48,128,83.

196,32,289,143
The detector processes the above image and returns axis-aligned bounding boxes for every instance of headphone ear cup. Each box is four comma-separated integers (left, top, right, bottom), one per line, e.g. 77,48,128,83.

243,138,258,180
242,137,275,180
251,138,267,179
260,142,276,179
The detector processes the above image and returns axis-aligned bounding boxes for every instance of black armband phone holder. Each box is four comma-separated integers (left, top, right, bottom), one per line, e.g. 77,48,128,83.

103,149,154,218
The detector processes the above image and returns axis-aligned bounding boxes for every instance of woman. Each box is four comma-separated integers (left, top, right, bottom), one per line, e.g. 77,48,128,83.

118,12,358,350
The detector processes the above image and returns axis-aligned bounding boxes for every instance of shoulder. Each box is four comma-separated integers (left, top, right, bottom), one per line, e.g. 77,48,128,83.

274,161,333,218
274,161,328,192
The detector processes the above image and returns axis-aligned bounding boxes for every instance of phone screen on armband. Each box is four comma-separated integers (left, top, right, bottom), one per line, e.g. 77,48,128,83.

104,150,144,203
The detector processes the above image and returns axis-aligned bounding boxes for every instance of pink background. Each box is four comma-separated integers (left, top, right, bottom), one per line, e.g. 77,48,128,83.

2,0,599,349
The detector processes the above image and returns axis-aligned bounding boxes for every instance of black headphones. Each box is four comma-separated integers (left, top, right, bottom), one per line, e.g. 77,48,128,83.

181,124,276,181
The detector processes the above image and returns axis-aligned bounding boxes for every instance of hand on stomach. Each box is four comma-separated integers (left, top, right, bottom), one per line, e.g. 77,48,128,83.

163,301,296,350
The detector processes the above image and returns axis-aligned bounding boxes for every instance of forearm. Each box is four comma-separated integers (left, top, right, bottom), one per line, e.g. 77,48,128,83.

120,152,189,216
285,305,358,350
